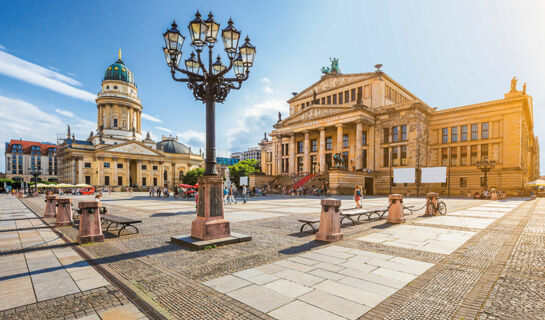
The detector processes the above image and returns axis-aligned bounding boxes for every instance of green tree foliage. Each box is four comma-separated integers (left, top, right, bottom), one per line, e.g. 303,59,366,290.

228,159,261,186
182,168,204,185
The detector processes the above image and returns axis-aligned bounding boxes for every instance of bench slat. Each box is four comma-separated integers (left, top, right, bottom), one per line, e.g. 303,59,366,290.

102,214,142,224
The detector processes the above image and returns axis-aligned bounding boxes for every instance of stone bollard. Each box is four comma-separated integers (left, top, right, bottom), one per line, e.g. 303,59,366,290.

77,201,104,244
44,195,58,218
387,194,406,223
426,192,439,216
316,198,343,242
55,198,72,227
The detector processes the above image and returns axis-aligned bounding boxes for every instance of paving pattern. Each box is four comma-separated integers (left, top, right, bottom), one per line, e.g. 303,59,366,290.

17,192,545,319
0,195,147,319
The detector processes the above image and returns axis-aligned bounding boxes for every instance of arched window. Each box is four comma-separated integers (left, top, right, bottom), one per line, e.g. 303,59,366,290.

179,170,184,181
164,169,168,182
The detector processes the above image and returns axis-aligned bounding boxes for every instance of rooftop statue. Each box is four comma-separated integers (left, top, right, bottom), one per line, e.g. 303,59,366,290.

321,57,340,75
510,76,518,92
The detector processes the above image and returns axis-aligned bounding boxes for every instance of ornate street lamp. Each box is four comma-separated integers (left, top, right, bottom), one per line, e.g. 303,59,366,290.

162,11,255,242
28,166,42,196
476,156,496,189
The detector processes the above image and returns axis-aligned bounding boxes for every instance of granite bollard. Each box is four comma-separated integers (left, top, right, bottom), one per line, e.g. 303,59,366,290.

77,201,104,244
316,198,343,242
44,195,58,218
55,198,73,226
387,194,406,223
426,192,439,216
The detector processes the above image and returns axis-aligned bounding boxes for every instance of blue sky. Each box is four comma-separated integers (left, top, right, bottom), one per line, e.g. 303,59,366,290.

1,0,544,174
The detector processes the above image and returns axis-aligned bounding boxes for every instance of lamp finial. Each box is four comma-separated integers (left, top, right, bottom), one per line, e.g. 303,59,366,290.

119,49,122,60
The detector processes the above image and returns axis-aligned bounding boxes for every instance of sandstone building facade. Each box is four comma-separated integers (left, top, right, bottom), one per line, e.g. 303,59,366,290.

57,53,203,189
260,67,539,195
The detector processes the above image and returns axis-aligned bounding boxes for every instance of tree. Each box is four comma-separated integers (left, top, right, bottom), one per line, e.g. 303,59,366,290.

229,159,261,186
182,168,204,185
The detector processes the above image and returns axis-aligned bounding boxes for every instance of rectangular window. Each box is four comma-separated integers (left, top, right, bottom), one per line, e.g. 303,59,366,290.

451,127,458,142
351,88,356,101
321,97,325,104
470,145,478,165
84,162,91,168
339,92,343,104
153,177,157,186
311,139,317,152
7,158,10,171
450,147,457,166
333,94,337,104
460,146,467,166
392,126,399,142
327,96,331,104
297,141,304,154
362,149,367,168
400,145,407,165
471,123,478,140
153,165,158,170
325,137,332,150
105,176,110,185
104,162,110,168
460,177,467,187
362,130,367,145
113,118,118,127
342,134,349,148
481,144,488,160
85,176,91,185
401,125,407,141
142,177,147,186
141,165,147,170
442,128,448,143
117,163,123,169
118,176,123,185
383,128,389,143
383,148,389,167
344,90,349,102
392,147,398,166
481,122,489,139
461,125,468,141
441,148,448,166
297,157,303,173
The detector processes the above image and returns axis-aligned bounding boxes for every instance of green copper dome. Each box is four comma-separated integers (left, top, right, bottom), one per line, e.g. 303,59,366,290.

103,58,135,85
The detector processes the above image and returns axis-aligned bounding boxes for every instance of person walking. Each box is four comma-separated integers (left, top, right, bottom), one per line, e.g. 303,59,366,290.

354,185,362,208
242,185,247,204
223,186,229,204
229,184,237,204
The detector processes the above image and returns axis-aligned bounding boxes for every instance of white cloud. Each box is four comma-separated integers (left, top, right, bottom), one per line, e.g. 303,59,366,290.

177,129,206,150
0,95,95,171
0,44,5,50
261,77,271,85
141,113,162,123
263,86,274,94
155,126,172,133
55,108,75,118
48,65,59,72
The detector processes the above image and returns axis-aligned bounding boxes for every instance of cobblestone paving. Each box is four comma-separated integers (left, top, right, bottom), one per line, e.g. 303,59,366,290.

21,193,539,319
477,199,545,320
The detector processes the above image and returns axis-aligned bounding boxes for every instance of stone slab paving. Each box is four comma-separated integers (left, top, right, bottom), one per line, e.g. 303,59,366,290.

204,245,434,319
0,195,147,319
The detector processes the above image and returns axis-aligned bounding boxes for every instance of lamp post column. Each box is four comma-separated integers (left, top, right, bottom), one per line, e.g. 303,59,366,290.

204,98,217,175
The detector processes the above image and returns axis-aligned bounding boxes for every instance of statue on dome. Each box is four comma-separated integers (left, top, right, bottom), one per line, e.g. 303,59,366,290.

510,76,518,92
67,125,71,138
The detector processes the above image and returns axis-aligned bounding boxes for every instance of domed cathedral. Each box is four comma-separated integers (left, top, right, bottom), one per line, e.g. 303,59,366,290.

57,51,203,190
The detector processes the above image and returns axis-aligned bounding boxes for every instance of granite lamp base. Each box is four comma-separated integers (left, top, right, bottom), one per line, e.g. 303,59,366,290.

191,218,230,240
171,232,251,250
77,234,105,244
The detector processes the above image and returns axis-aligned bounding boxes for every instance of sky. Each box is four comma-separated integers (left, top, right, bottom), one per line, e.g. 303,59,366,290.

1,0,544,174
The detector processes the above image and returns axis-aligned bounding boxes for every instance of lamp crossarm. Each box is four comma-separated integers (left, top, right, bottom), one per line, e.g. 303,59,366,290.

216,55,235,78
172,66,204,80
196,50,209,76
224,70,250,83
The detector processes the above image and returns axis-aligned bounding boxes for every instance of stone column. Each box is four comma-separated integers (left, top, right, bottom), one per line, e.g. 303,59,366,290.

77,158,84,184
368,125,376,170
137,160,142,187
113,158,118,185
319,127,326,173
356,122,363,170
148,162,153,187
97,157,103,186
72,159,77,184
160,163,164,187
289,134,296,174
271,136,277,175
303,131,310,174
125,161,130,186
336,124,343,154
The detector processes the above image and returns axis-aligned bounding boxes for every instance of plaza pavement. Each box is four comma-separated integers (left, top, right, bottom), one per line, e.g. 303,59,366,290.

1,192,542,319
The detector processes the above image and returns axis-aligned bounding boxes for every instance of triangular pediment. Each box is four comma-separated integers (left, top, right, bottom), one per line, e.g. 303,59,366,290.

289,73,376,102
101,142,162,156
280,105,350,126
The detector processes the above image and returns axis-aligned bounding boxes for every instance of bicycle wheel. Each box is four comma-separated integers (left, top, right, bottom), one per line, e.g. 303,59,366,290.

437,201,447,215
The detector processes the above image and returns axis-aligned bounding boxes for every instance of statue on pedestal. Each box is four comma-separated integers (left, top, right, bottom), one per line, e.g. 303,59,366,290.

510,76,518,92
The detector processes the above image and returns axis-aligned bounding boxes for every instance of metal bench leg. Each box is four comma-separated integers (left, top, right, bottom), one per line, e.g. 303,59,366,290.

106,222,115,232
118,225,126,237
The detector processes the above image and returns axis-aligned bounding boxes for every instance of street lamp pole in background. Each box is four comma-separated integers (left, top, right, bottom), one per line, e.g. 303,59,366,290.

28,167,42,196
477,156,496,189
162,11,256,240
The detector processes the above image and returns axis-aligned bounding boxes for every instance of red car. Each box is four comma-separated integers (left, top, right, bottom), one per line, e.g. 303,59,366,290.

80,187,95,195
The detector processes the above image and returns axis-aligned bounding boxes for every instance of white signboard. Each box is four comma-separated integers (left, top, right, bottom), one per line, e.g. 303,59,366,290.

421,167,447,183
239,176,249,186
393,168,416,183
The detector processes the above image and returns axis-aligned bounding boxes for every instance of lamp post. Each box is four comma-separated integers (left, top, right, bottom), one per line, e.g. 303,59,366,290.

28,166,42,196
162,11,255,241
476,156,496,189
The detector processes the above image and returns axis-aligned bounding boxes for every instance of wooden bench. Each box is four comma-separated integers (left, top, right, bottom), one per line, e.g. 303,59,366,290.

102,214,142,236
340,207,388,225
298,218,320,233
